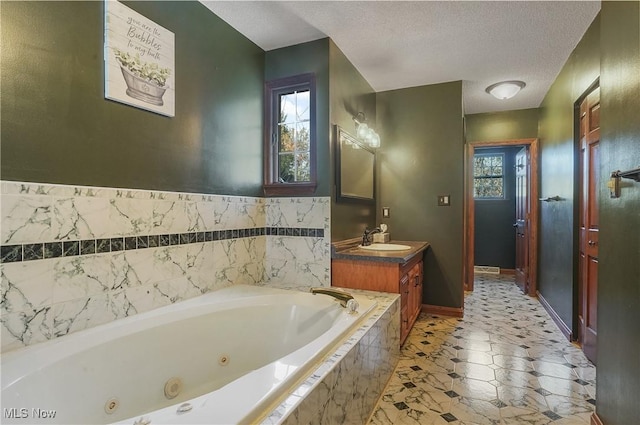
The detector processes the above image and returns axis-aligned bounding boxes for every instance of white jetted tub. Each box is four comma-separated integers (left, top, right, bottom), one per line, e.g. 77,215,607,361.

1,285,375,424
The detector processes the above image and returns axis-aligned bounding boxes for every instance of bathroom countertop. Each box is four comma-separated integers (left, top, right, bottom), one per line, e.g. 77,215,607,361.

331,238,430,264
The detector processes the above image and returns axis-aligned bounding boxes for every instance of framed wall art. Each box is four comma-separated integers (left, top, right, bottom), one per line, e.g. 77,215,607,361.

104,0,175,117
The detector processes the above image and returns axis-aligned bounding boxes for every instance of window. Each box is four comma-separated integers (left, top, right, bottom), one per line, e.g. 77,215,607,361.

473,153,504,198
264,73,316,195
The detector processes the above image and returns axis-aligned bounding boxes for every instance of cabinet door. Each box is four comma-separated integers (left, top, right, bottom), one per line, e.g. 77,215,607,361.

407,262,423,326
414,261,423,314
400,274,410,343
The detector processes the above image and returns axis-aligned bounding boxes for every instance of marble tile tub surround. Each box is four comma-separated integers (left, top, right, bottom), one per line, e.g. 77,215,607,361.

0,181,330,352
370,274,596,425
265,197,331,289
261,289,400,425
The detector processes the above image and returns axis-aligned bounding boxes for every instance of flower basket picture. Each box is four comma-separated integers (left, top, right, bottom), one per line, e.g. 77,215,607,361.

104,0,175,116
115,49,170,106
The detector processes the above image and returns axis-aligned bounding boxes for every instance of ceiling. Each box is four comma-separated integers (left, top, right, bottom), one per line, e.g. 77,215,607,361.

200,1,600,114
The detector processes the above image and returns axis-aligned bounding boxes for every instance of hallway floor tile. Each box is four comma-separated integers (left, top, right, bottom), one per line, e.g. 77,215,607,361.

369,274,596,424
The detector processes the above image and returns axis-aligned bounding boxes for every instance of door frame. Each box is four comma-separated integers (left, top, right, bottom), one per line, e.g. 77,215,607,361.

464,138,539,296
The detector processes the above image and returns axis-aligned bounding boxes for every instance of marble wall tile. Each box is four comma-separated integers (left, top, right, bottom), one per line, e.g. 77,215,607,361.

266,258,298,284
51,293,115,338
185,243,215,288
52,196,111,241
151,200,187,234
233,238,265,285
294,261,330,288
213,198,236,229
0,181,332,352
193,201,216,230
240,262,266,285
1,195,52,244
51,255,112,304
1,260,54,314
234,200,259,229
109,198,154,236
155,276,205,304
212,240,240,288
1,308,52,351
264,196,331,288
266,197,329,229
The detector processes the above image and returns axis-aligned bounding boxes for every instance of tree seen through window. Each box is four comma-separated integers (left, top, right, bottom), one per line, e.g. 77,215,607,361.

278,90,310,183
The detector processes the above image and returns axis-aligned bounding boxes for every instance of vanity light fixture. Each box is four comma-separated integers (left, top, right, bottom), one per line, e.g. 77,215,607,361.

485,80,526,100
353,112,381,148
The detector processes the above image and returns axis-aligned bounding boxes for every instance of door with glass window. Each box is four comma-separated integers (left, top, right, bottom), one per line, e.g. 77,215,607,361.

514,147,529,294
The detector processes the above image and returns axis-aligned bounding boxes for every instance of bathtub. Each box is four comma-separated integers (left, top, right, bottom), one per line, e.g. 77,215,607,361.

1,285,376,425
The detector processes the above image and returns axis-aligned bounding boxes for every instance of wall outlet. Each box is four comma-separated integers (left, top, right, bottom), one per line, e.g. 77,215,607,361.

438,195,451,206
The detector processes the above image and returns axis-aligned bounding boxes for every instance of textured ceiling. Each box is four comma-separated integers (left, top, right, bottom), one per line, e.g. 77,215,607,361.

200,1,600,114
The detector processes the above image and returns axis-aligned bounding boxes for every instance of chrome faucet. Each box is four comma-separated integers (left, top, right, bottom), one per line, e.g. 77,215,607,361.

361,227,382,246
310,287,358,312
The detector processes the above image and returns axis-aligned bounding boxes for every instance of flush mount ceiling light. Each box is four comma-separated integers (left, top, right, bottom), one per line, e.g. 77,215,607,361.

485,80,526,100
353,112,381,148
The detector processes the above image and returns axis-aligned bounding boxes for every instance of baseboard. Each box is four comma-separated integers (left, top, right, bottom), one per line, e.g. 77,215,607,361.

590,412,603,425
422,304,464,318
500,268,516,275
537,290,573,341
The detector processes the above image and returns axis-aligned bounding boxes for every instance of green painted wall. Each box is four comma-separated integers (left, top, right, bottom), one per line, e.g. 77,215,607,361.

465,108,539,142
264,39,331,197
1,1,264,196
597,2,640,423
537,15,600,333
464,109,539,272
377,82,464,309
329,40,377,241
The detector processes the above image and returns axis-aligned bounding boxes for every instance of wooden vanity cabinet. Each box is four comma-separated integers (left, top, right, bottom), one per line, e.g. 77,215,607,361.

332,253,424,344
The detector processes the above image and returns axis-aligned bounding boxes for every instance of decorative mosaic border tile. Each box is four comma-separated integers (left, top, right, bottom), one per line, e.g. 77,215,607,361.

0,227,325,263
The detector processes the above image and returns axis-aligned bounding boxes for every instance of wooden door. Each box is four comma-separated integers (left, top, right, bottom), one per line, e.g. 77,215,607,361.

578,86,600,364
514,147,529,293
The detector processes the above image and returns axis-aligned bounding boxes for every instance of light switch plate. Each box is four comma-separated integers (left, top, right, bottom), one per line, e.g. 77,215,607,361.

438,195,450,206
382,207,390,218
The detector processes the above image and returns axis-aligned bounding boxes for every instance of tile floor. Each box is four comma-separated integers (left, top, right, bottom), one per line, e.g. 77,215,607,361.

369,274,596,425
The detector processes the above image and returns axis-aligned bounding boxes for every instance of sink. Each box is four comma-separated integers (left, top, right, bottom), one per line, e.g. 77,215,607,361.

359,243,412,251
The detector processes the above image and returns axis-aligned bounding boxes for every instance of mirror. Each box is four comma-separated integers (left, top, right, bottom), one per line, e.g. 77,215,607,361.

335,125,375,203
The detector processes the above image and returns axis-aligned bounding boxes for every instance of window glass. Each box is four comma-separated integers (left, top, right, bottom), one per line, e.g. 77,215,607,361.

277,90,310,183
264,74,316,195
473,154,504,198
